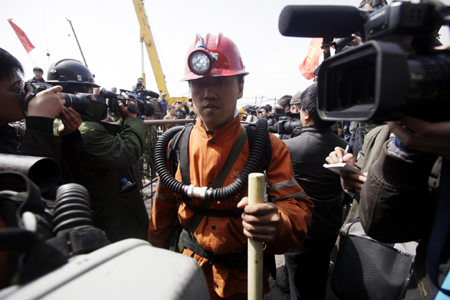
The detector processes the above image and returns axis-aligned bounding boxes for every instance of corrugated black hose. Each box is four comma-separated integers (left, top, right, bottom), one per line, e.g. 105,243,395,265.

154,118,268,200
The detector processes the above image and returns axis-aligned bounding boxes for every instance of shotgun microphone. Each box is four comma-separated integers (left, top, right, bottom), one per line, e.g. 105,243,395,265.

278,5,366,38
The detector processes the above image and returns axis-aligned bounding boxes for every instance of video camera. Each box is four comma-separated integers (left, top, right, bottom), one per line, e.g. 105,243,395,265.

24,82,91,114
134,83,160,99
246,106,258,116
274,108,289,121
279,0,450,122
274,108,302,136
102,88,155,117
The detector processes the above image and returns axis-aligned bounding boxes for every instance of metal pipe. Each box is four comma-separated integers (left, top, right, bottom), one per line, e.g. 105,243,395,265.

66,18,88,68
143,119,195,125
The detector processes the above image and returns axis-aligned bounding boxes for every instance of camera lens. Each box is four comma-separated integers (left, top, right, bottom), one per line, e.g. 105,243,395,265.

64,94,91,113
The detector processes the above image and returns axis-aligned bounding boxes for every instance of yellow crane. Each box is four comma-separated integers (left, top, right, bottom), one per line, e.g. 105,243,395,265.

132,0,187,106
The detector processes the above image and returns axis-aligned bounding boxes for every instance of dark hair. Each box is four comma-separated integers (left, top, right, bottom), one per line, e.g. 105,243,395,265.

300,83,335,128
0,48,24,81
261,105,270,113
168,105,175,110
278,95,292,109
33,67,44,73
266,104,272,112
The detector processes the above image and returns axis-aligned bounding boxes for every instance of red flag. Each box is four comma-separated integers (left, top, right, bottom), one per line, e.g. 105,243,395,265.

8,18,35,53
299,38,324,80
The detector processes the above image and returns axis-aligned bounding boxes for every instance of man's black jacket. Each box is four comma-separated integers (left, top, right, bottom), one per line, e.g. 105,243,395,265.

284,126,347,239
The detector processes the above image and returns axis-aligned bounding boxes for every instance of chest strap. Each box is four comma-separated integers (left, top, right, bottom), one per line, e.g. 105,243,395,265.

185,127,247,235
184,203,243,218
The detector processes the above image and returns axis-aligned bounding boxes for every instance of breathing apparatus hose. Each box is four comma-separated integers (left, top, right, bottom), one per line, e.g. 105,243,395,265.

154,118,269,201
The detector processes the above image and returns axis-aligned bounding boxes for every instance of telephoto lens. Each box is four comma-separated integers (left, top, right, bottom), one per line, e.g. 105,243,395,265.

53,183,92,234
63,93,91,113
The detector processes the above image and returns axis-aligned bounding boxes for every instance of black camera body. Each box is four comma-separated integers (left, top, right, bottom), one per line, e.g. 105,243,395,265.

127,91,155,117
133,84,160,99
320,1,450,122
273,108,289,121
109,89,155,117
25,82,91,114
246,106,258,116
274,108,302,135
280,1,450,122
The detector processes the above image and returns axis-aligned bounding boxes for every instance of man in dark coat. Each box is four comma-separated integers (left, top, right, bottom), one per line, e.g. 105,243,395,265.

0,48,82,195
283,83,347,300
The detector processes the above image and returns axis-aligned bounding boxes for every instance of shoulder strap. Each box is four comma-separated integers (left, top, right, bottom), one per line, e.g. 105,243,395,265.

167,124,194,203
186,127,247,235
179,125,193,203
211,127,247,188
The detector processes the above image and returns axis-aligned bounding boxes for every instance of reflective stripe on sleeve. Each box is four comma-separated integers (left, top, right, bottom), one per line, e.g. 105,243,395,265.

269,190,309,203
268,179,299,193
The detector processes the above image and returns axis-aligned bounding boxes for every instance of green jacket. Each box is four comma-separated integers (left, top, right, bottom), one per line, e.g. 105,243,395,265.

77,104,149,243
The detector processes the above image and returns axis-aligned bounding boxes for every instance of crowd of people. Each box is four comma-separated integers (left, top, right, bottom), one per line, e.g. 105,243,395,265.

1,0,449,299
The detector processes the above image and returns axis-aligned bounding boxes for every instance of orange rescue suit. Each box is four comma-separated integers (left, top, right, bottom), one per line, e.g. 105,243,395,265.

149,116,313,298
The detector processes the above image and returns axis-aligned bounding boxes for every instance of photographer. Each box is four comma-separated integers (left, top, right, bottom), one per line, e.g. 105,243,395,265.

278,95,292,113
268,95,292,135
258,105,270,120
46,59,149,243
0,48,82,187
244,106,258,122
132,77,145,92
284,83,346,300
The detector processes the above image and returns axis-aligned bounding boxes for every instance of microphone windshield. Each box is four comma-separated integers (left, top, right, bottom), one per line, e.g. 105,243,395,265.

279,5,366,38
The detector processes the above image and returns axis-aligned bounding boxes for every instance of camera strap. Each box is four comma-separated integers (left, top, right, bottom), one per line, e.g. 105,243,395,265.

22,92,38,117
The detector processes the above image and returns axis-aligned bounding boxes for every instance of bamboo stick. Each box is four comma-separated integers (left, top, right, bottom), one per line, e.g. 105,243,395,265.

248,173,265,300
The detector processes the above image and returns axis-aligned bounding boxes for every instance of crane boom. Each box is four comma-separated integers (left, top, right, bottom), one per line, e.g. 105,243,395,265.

132,0,187,105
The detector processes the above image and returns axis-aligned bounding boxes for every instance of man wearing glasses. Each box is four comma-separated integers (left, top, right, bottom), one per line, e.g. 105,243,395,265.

0,48,82,179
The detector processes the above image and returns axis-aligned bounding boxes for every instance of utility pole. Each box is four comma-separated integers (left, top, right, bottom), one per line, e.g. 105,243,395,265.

66,18,88,68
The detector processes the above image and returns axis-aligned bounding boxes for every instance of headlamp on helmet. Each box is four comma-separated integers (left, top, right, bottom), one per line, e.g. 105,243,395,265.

187,34,218,76
181,33,248,81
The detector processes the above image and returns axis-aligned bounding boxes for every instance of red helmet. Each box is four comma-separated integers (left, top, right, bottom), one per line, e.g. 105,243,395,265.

181,33,249,81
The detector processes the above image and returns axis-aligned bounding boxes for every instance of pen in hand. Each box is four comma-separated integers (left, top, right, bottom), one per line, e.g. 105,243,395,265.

340,145,349,162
